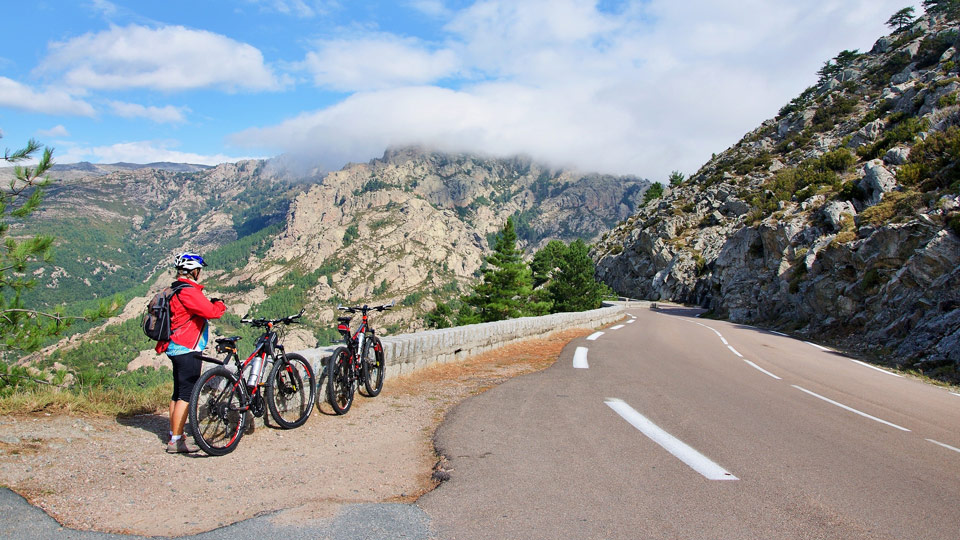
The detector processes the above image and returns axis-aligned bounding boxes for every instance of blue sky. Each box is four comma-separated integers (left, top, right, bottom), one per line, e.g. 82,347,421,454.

1,0,920,180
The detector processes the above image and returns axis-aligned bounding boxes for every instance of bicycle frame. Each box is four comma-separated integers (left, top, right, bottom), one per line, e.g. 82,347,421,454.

212,323,284,411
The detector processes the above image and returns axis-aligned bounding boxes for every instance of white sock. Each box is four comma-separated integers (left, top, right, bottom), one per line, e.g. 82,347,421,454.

170,435,182,442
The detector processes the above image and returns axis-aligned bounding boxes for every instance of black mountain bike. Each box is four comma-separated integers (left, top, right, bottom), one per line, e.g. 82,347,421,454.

326,303,391,415
188,310,316,456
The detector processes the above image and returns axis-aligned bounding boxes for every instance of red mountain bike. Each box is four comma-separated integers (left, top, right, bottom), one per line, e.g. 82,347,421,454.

188,310,316,455
326,303,391,415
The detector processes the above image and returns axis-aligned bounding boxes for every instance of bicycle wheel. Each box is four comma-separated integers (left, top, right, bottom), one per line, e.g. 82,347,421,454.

360,336,385,397
189,366,246,456
326,346,354,415
266,352,316,428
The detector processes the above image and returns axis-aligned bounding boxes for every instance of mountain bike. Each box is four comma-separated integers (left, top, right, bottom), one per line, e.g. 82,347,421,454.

326,303,392,415
188,310,316,456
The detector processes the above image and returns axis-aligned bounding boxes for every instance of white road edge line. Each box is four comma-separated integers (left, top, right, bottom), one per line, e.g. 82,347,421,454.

611,325,625,330
743,359,782,380
586,332,604,341
849,358,903,378
791,385,911,432
573,347,589,369
805,341,831,352
605,399,738,481
927,439,960,454
951,392,960,398
770,331,789,337
726,345,743,358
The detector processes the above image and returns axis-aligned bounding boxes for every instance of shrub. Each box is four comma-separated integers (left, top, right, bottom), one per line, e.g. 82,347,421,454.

858,190,924,226
857,116,929,160
948,212,960,237
897,125,960,192
915,30,959,69
812,95,858,132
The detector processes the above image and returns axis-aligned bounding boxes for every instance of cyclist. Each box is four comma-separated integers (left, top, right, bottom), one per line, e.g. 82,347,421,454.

157,252,227,454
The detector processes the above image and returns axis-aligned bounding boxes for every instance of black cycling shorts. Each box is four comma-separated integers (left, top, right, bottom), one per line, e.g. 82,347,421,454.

169,351,202,402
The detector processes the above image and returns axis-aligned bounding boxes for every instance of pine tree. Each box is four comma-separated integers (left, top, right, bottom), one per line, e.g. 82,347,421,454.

546,240,608,313
530,240,567,288
461,218,548,323
643,182,664,204
886,7,916,32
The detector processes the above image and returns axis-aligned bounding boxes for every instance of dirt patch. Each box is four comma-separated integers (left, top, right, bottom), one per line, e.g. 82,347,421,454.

0,328,591,537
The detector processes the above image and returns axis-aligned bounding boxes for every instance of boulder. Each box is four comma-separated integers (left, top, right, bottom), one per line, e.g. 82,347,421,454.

883,146,911,166
859,161,898,207
820,201,857,232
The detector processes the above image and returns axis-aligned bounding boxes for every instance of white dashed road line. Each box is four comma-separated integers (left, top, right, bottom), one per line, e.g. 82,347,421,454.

927,439,960,454
626,319,636,324
573,347,589,369
605,399,739,481
611,325,625,330
586,332,604,341
792,385,911,432
726,345,743,358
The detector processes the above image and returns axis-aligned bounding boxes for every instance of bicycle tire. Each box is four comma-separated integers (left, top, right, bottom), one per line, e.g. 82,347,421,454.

189,366,246,456
326,346,354,415
266,352,316,428
360,336,385,397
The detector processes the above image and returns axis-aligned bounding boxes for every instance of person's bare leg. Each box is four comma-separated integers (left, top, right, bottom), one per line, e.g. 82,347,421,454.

171,400,189,436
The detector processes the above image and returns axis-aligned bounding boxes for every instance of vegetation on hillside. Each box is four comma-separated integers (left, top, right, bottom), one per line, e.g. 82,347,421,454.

427,219,611,329
0,140,118,400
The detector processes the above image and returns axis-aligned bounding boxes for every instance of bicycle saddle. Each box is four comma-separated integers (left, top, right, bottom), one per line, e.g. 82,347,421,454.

337,316,352,324
216,336,242,344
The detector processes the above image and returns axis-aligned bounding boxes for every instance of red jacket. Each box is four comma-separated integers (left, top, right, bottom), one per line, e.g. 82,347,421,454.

155,277,226,354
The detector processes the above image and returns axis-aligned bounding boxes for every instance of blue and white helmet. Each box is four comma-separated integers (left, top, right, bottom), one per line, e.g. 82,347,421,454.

174,252,207,271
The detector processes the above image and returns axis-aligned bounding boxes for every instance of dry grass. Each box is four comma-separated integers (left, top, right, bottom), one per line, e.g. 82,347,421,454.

0,384,172,417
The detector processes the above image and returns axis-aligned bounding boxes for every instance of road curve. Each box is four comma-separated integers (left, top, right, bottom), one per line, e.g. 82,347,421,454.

417,306,960,540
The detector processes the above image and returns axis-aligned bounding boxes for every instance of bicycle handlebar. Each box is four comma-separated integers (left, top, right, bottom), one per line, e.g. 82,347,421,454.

241,308,305,327
336,302,394,314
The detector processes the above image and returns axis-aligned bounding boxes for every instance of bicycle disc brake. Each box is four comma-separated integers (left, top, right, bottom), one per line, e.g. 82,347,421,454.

251,394,266,418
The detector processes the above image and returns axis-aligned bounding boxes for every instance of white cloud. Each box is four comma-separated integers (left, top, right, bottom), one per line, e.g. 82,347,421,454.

235,0,918,178
108,100,189,123
37,24,284,92
37,125,70,138
56,140,257,165
301,34,459,91
0,77,95,116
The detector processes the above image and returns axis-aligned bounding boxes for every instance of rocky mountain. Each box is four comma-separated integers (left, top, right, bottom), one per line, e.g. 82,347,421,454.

215,146,648,335
593,13,960,381
21,147,647,371
0,161,213,184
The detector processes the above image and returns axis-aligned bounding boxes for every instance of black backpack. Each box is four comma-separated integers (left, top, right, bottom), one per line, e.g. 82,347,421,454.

142,281,192,341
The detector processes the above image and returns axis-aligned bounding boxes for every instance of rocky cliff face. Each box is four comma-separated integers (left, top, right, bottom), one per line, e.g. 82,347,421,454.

224,147,647,331
593,14,960,380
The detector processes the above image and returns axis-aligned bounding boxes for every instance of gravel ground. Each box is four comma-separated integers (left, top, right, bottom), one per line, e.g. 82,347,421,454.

0,329,589,537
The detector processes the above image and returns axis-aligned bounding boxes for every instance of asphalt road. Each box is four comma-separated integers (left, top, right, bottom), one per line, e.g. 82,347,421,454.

5,305,959,539
418,306,960,540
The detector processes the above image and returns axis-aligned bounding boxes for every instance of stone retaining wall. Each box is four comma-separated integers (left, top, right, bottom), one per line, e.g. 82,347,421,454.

295,302,641,380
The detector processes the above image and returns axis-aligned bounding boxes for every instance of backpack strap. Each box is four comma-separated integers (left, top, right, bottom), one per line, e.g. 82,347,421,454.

168,281,195,334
